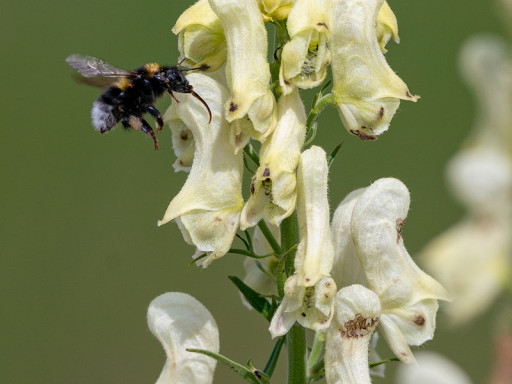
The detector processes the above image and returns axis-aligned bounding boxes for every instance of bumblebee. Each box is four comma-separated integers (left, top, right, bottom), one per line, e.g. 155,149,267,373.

66,54,211,149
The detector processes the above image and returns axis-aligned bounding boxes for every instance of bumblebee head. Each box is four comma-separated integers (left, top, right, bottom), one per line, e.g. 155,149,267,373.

162,67,193,93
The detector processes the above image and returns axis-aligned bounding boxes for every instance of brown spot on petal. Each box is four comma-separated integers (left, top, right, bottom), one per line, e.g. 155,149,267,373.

341,314,379,339
317,22,329,30
250,179,255,195
414,314,426,326
284,80,291,85
301,312,307,317
406,91,413,98
262,166,270,177
350,129,377,141
229,102,238,112
180,130,189,140
396,218,405,243
377,107,384,120
215,217,222,222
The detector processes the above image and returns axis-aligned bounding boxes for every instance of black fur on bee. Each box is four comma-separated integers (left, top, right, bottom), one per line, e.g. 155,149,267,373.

66,54,211,150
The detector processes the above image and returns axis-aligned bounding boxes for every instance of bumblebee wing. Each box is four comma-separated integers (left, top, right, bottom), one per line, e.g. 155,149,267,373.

71,73,120,88
66,54,132,79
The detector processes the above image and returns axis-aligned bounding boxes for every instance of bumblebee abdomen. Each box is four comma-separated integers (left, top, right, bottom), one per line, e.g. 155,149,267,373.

92,100,118,133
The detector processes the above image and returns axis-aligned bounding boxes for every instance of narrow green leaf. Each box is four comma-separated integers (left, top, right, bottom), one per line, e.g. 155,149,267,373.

187,349,261,384
369,357,400,368
229,276,273,321
327,142,344,167
263,336,285,377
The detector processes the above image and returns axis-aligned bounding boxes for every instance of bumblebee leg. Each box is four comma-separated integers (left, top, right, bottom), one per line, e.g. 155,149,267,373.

121,118,130,129
146,105,164,132
168,90,180,103
140,118,159,150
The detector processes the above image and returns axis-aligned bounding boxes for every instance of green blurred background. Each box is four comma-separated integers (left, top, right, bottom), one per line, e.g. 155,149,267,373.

1,1,506,383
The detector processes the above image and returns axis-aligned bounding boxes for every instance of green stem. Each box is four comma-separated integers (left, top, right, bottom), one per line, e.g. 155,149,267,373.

278,211,306,384
287,324,307,384
257,220,282,255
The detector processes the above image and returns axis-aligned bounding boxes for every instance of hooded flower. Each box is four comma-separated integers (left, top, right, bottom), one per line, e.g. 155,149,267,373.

172,0,227,72
279,0,332,94
209,0,277,141
240,88,306,229
350,178,449,363
148,292,219,384
325,285,381,384
330,0,417,139
158,73,244,267
269,146,337,337
257,0,292,21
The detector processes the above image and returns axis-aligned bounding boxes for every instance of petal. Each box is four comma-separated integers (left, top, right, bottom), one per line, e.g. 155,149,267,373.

295,146,335,287
158,73,244,267
209,0,277,139
173,0,227,71
330,188,367,287
269,275,337,338
331,0,418,138
148,292,219,384
350,178,449,363
376,1,399,53
279,0,332,93
241,88,307,229
325,284,381,384
165,103,195,172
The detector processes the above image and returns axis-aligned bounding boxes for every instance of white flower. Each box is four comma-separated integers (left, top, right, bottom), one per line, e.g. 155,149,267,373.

350,178,449,363
158,73,244,267
269,146,337,337
148,292,219,384
209,0,277,141
279,0,332,94
240,88,306,229
325,284,381,384
330,0,417,139
257,0,292,21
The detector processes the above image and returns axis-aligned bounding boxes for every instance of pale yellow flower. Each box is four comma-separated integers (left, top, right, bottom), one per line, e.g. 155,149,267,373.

172,0,227,71
330,0,417,140
279,0,332,94
158,73,244,267
240,88,306,229
209,0,277,140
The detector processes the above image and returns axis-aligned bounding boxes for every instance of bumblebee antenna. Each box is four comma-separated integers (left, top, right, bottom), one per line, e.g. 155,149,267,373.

190,90,212,124
181,64,210,72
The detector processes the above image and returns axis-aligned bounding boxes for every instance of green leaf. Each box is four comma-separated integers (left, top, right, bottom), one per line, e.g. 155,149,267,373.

369,357,400,368
229,276,273,321
263,336,285,377
187,349,263,384
327,142,344,167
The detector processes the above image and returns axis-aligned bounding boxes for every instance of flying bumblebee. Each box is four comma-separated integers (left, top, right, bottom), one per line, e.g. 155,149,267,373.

66,54,211,150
